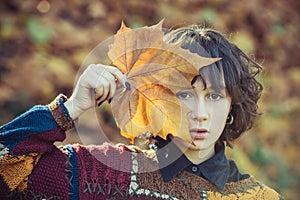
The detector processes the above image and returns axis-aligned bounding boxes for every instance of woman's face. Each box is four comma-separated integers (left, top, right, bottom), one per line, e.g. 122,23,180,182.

175,77,231,151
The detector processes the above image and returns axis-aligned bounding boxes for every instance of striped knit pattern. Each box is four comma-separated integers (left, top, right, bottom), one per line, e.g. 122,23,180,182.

0,140,283,199
0,105,283,199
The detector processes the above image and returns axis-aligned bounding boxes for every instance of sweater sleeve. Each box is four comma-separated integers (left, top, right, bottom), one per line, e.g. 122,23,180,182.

0,102,70,196
0,105,66,155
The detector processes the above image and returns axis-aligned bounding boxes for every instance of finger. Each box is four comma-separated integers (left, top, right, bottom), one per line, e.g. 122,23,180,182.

95,87,104,100
95,76,110,103
110,68,127,88
96,88,109,103
86,71,112,96
102,71,117,99
94,67,118,99
95,64,127,88
97,101,104,107
96,98,105,107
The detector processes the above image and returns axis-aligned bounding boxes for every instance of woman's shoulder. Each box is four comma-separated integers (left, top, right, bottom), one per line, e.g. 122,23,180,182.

219,176,284,200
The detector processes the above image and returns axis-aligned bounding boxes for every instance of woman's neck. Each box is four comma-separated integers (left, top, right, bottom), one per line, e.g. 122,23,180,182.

172,137,216,165
183,145,215,164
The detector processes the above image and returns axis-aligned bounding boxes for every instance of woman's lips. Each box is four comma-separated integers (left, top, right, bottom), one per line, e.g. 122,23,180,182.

190,128,209,140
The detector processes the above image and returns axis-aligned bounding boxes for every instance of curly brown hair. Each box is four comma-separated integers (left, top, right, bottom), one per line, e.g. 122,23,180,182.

164,26,263,147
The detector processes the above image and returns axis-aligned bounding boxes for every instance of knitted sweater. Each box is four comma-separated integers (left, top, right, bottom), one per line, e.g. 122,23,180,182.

0,105,283,200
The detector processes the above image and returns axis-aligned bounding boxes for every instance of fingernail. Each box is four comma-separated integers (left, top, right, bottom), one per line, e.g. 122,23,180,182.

108,98,112,104
98,101,103,106
125,82,131,90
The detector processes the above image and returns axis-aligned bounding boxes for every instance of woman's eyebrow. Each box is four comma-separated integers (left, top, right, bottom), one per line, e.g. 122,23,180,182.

206,85,226,92
177,88,194,92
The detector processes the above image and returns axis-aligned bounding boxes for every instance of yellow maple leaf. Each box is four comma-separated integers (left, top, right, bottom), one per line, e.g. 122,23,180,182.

108,20,219,144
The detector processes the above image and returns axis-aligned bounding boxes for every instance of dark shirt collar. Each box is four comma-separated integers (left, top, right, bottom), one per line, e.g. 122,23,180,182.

155,137,249,190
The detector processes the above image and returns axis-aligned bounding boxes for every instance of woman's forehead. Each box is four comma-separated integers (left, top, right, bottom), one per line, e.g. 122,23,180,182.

193,69,226,90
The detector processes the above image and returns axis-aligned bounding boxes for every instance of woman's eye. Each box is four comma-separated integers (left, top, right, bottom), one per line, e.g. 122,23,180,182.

208,93,223,101
176,92,193,100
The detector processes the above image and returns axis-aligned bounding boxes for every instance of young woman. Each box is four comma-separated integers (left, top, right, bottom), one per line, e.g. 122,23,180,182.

0,26,283,199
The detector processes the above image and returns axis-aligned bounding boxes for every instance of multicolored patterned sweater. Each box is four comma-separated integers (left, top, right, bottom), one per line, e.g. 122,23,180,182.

0,103,283,199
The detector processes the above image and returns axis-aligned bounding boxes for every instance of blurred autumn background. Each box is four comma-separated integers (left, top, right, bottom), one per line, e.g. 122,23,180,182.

0,0,299,198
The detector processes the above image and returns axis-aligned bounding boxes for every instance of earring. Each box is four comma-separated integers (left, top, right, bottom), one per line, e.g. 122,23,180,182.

226,113,234,125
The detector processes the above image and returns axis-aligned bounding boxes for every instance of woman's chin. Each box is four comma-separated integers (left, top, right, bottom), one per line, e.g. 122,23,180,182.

191,140,207,150
173,137,202,151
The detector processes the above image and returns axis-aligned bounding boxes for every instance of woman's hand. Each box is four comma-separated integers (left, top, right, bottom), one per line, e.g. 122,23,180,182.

64,64,127,119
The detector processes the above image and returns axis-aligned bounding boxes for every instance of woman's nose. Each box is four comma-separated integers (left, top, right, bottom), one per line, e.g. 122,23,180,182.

191,99,209,121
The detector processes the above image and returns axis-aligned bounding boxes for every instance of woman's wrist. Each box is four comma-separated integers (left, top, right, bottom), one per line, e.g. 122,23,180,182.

49,94,76,131
63,99,83,120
